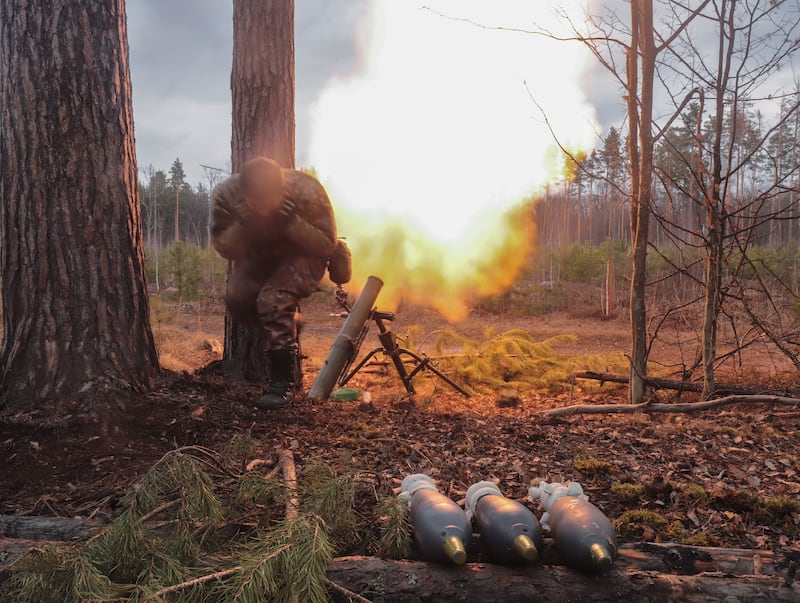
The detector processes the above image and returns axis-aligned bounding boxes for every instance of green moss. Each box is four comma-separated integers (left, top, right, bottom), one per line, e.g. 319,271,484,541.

681,533,711,546
764,496,800,516
666,520,685,541
613,510,667,539
348,421,380,437
681,483,708,501
573,457,614,478
644,478,675,499
712,489,761,513
610,482,645,504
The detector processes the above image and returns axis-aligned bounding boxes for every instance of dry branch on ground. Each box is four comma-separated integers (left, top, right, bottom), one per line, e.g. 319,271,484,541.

543,393,800,418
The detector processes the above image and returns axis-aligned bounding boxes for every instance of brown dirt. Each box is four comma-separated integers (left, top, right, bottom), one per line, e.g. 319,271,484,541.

0,294,798,554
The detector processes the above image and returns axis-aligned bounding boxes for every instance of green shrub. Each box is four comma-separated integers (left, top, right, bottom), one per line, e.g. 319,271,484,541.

163,241,205,301
145,243,228,300
560,243,603,284
734,242,800,280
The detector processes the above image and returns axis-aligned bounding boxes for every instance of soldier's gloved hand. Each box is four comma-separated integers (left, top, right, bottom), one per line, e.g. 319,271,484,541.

278,198,296,221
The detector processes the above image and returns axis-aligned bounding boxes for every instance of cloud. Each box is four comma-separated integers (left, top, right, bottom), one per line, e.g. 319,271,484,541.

127,0,368,185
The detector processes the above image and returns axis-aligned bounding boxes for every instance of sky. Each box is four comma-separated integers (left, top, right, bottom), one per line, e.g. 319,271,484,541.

128,0,370,186
124,1,800,316
126,2,800,188
126,1,619,187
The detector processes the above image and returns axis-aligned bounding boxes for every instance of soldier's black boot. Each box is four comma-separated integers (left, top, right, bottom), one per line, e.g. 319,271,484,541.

256,348,298,410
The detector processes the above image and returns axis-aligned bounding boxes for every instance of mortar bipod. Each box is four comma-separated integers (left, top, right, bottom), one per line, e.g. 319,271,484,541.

338,309,470,398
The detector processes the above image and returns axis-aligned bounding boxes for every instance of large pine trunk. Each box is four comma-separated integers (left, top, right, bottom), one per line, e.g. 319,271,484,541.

224,0,296,381
0,0,159,408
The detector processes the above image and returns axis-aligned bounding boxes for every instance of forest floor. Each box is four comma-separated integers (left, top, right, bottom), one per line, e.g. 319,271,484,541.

1,292,799,556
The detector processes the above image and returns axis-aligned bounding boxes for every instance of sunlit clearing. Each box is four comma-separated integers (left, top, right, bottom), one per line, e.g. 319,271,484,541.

309,1,597,320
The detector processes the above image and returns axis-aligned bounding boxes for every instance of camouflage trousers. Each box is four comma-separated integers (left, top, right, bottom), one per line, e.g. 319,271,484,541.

226,255,327,350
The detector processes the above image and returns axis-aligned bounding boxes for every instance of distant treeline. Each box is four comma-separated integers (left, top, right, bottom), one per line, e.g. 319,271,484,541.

537,101,800,250
138,158,224,251
141,98,800,263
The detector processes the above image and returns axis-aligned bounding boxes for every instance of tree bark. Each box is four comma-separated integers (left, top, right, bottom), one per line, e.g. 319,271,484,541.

224,0,296,381
0,0,159,408
325,556,799,603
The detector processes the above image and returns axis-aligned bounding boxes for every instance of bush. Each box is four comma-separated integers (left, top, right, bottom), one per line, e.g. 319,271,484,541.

163,241,205,301
733,242,800,280
145,244,228,299
560,243,603,284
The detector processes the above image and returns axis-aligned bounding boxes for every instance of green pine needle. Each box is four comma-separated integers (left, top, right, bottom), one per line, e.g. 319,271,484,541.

375,494,412,559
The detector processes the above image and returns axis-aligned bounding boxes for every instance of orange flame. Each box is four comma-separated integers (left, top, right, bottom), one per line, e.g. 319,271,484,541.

309,1,597,320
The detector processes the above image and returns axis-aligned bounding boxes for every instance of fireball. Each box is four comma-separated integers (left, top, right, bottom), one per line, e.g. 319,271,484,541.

309,1,597,320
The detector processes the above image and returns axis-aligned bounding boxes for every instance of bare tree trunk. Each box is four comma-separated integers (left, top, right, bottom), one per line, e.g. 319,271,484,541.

702,2,735,399
0,0,159,408
224,0,296,380
627,0,655,404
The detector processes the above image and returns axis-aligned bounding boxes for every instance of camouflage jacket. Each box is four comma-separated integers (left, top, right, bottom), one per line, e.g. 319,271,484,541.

211,169,337,263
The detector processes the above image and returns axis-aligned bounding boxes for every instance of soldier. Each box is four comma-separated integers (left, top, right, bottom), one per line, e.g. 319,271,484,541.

211,157,337,409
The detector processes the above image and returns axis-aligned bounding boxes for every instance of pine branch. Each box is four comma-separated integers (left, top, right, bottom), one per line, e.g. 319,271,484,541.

323,576,373,603
279,449,300,521
144,567,238,599
139,498,180,523
279,449,300,603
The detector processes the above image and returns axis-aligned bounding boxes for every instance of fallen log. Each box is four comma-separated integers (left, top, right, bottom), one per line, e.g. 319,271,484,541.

574,370,793,396
0,514,105,541
542,394,800,418
0,516,786,579
613,541,781,577
326,556,799,603
0,533,794,601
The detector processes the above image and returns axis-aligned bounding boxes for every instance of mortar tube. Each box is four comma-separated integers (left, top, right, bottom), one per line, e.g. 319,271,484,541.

307,276,383,400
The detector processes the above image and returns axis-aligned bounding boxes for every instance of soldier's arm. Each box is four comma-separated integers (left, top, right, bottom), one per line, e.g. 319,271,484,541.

211,176,251,261
280,171,338,257
282,205,337,257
